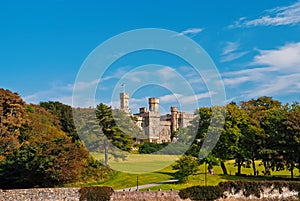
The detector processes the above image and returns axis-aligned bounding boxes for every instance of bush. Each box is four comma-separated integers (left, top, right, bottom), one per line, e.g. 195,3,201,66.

138,142,168,154
79,186,113,201
179,181,300,201
179,185,223,201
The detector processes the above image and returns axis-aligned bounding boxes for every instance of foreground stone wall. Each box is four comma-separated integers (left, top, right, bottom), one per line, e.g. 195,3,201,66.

0,188,187,201
0,188,81,201
111,190,188,201
0,187,299,201
220,186,299,200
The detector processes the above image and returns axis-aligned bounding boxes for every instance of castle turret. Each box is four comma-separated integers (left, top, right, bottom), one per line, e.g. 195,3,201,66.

120,92,130,113
171,106,178,132
139,107,147,113
149,98,159,113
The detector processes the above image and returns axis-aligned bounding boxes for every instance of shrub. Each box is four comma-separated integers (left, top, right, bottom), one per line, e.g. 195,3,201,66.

79,186,113,201
179,185,223,201
179,181,300,201
138,142,168,154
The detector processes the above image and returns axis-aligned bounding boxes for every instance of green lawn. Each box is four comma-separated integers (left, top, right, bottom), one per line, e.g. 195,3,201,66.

147,161,300,191
91,152,180,174
80,154,299,190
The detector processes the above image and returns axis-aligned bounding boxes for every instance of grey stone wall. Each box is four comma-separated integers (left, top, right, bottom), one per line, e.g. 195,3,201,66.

111,190,189,201
0,188,188,201
1,187,298,201
0,188,80,201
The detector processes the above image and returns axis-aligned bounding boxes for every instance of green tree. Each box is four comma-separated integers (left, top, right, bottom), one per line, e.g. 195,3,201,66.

281,103,300,178
241,96,282,175
186,106,226,174
172,155,199,183
95,103,140,152
40,101,79,141
138,142,168,154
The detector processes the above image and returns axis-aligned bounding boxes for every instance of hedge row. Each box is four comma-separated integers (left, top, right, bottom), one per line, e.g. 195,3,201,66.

179,181,300,201
79,186,113,201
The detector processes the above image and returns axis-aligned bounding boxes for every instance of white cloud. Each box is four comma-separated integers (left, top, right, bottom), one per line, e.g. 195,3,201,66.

159,92,212,104
157,67,176,77
221,51,248,63
230,1,300,27
71,79,100,91
220,41,248,62
23,87,73,106
101,67,128,82
159,93,183,103
245,73,300,98
252,42,300,70
223,76,250,86
23,79,102,107
179,92,213,104
222,42,239,55
223,42,300,99
177,28,203,36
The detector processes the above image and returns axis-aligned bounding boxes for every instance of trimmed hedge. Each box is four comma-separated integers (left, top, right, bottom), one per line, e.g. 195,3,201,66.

79,186,113,201
179,181,300,201
179,185,223,201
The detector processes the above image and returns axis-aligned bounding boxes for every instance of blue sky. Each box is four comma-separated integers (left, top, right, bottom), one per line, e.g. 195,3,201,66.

1,1,300,113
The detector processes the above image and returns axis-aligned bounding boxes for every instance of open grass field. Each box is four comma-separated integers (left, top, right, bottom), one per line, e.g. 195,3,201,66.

84,153,299,190
147,160,300,191
91,152,180,174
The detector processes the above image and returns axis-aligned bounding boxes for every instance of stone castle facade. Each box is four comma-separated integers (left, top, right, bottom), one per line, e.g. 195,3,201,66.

120,92,194,143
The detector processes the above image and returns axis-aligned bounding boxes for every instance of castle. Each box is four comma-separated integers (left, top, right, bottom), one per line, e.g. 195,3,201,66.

119,92,195,143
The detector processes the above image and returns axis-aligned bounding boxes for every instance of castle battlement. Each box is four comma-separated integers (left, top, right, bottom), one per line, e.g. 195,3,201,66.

120,92,194,143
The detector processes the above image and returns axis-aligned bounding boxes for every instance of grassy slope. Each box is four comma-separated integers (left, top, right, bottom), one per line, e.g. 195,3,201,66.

148,161,300,190
81,154,299,190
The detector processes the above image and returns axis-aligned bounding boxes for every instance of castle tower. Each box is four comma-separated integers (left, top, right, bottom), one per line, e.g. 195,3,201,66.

171,106,178,132
148,98,159,113
120,92,130,113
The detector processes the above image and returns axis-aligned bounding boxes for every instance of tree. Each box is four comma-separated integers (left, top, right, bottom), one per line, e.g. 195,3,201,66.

186,106,227,174
40,101,79,141
241,97,282,175
0,88,27,159
172,155,199,183
281,103,300,178
138,142,168,154
210,104,248,175
0,104,89,188
95,103,137,152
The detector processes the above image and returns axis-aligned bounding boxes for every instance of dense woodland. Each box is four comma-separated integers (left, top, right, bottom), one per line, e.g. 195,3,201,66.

0,88,299,188
185,97,300,179
0,89,109,189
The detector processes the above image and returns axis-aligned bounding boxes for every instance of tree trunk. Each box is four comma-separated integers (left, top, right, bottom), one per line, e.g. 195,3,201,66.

237,163,242,175
104,140,109,166
290,163,294,179
220,161,228,175
263,161,267,175
252,158,256,176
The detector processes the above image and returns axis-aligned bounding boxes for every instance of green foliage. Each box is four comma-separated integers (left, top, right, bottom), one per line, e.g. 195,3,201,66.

179,181,300,201
79,186,114,201
40,101,79,141
73,107,105,152
172,155,199,183
138,142,168,154
81,157,111,182
185,96,300,178
95,103,139,151
0,103,110,189
179,185,223,201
